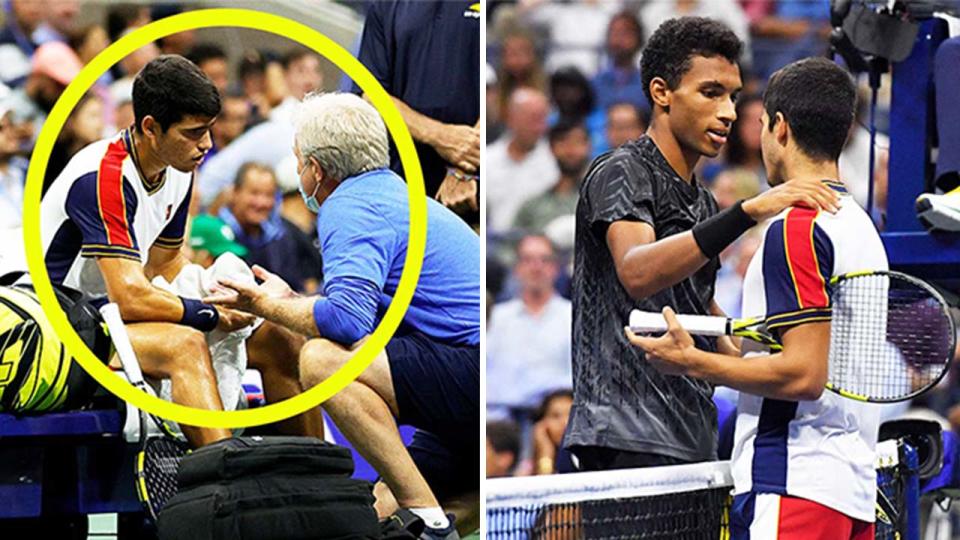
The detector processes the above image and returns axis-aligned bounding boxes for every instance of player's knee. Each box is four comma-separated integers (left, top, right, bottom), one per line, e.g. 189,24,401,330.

299,338,349,388
170,328,210,370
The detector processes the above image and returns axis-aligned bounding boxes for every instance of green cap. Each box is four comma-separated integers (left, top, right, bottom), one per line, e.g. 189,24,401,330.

189,214,249,258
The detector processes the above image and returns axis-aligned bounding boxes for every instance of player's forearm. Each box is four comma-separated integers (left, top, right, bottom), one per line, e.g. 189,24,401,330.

687,348,824,401
253,296,321,337
109,283,185,323
382,94,447,147
618,231,709,299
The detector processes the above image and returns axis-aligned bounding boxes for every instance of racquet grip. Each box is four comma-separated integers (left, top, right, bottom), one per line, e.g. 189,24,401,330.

629,310,730,336
100,303,147,386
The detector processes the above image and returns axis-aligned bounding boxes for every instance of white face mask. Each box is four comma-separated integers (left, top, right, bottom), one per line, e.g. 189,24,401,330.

297,161,322,213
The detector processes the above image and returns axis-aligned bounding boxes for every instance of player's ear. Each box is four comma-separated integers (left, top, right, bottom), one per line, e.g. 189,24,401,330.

140,115,159,141
308,156,324,181
649,77,671,112
774,112,789,146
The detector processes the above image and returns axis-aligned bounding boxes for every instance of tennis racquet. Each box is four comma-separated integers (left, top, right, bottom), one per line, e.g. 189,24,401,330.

100,303,189,522
629,270,956,403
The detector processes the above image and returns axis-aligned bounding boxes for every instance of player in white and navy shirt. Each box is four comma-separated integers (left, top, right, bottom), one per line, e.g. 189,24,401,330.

40,56,324,447
627,58,885,539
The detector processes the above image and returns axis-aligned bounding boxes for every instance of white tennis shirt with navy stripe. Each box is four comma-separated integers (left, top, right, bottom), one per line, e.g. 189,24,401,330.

41,128,193,295
732,181,888,522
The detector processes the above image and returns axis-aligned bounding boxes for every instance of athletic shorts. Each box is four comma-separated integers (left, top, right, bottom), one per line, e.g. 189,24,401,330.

731,492,874,540
386,331,479,500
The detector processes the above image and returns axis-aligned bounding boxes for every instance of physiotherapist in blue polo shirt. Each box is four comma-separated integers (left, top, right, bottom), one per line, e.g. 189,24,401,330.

206,92,479,540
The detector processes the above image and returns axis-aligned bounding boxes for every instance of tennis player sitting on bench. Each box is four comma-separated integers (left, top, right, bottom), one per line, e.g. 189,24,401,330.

40,56,323,447
627,57,887,540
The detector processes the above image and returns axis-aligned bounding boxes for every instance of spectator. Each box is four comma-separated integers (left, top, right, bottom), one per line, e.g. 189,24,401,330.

486,88,558,233
703,93,767,191
0,0,43,87
496,28,547,119
486,421,521,478
237,49,270,126
487,235,572,417
592,11,648,117
519,0,619,76
0,104,27,229
603,102,646,152
5,41,81,151
32,0,79,45
514,121,591,233
548,66,595,125
68,23,111,73
353,0,480,217
199,49,323,208
487,64,504,143
218,162,323,294
107,31,159,107
45,92,105,189
640,0,751,65
281,48,323,106
187,213,249,268
531,389,575,475
205,90,250,164
187,43,229,96
746,0,831,81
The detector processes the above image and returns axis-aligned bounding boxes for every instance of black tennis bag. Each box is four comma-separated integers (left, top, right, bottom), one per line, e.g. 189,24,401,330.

158,436,380,540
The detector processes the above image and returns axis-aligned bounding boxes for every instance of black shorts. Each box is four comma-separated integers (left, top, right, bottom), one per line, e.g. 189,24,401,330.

386,331,479,500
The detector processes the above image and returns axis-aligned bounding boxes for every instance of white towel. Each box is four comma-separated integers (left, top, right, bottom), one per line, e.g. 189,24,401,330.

151,253,261,416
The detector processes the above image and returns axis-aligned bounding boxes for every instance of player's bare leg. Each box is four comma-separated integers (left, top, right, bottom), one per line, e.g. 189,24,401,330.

299,337,439,514
121,322,231,446
246,320,324,438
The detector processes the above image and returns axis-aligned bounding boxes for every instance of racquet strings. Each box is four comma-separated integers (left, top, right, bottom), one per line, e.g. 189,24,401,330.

829,272,954,401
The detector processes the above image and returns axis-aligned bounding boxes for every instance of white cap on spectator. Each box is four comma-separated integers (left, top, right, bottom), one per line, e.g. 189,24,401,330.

486,63,497,86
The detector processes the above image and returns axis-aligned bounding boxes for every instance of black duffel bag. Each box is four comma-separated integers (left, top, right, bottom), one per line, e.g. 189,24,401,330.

158,436,380,540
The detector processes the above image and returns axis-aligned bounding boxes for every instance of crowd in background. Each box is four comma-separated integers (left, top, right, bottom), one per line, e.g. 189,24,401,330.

483,0,934,479
0,1,368,294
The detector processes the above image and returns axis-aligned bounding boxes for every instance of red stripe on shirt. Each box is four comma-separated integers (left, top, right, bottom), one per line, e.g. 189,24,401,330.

784,207,828,309
97,139,132,248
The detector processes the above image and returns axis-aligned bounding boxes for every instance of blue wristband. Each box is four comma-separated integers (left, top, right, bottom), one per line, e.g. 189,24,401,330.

179,297,219,332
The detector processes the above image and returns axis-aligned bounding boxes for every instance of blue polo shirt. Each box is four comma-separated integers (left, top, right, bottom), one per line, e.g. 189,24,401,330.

312,168,480,347
353,0,480,196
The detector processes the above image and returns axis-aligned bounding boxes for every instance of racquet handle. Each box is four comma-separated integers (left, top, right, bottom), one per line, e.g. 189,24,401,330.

629,310,730,337
100,303,147,386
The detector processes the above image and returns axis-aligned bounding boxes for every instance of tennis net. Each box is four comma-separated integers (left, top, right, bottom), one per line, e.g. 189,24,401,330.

486,440,914,540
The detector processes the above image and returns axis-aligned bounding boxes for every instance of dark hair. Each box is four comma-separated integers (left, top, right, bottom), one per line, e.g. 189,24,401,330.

486,421,521,463
238,49,267,80
549,66,595,122
533,389,573,423
725,93,762,166
133,55,222,132
187,43,227,67
763,57,856,162
282,48,317,70
640,17,742,106
548,119,586,145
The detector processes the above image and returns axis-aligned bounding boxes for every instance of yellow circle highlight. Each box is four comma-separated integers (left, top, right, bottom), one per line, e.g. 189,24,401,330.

23,9,426,429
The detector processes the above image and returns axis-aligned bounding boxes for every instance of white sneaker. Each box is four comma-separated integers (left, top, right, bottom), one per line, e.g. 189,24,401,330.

916,187,960,232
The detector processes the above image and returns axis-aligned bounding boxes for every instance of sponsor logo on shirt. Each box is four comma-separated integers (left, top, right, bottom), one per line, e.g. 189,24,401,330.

463,2,480,18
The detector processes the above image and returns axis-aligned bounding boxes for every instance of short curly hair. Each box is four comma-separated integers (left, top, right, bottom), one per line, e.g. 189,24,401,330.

640,17,743,106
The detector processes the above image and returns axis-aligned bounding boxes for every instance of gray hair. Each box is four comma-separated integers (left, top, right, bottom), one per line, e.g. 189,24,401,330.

293,92,390,182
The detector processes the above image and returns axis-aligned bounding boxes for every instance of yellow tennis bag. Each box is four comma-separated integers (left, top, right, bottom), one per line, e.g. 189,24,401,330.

0,275,111,413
